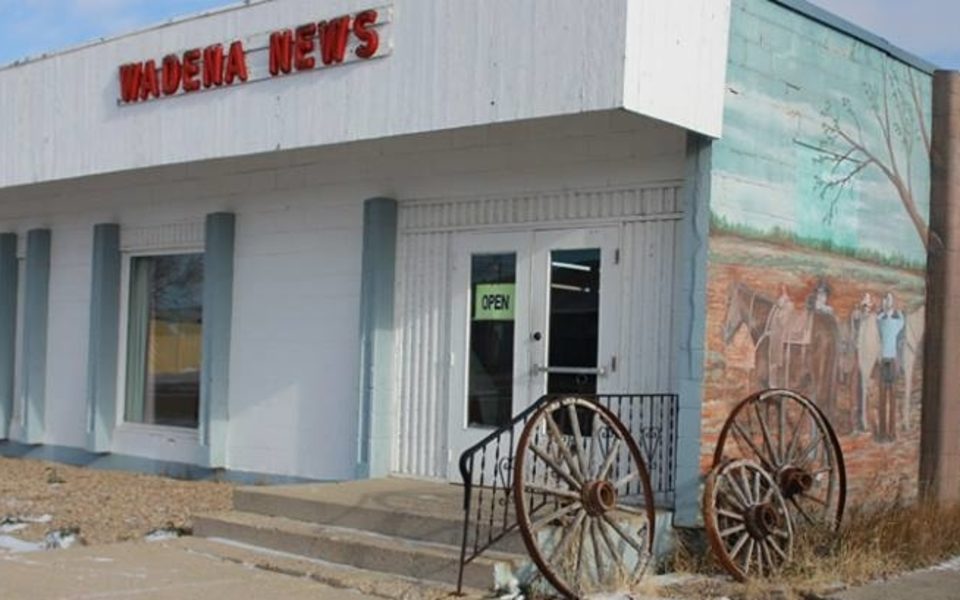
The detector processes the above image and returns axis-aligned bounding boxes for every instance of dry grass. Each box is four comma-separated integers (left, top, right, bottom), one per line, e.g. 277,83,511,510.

662,490,960,599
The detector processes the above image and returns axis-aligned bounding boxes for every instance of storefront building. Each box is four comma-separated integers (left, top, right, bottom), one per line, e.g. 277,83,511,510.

0,0,945,525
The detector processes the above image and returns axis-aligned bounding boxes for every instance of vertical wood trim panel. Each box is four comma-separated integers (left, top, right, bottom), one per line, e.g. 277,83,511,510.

0,234,17,439
86,224,121,453
22,229,51,444
201,212,235,468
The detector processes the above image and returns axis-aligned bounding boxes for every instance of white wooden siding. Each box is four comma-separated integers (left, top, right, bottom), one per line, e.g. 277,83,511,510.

394,184,683,478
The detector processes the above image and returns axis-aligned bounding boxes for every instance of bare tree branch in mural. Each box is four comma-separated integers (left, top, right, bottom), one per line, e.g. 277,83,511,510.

815,63,932,250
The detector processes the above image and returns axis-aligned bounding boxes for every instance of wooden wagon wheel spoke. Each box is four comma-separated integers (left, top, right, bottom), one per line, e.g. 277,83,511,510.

754,402,779,466
713,390,847,533
531,502,583,531
567,404,588,476
614,471,638,490
588,518,606,582
597,438,622,481
530,444,581,491
544,412,585,483
524,484,581,502
704,459,795,583
596,518,628,580
514,397,656,599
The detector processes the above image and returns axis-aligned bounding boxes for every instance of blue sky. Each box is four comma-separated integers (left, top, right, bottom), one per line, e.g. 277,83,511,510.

0,0,955,69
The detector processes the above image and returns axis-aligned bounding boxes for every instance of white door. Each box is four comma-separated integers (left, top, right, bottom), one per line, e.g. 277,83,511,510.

446,227,622,479
527,228,622,400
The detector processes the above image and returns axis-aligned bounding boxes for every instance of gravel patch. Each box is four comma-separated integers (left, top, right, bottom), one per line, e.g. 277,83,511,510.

0,457,232,547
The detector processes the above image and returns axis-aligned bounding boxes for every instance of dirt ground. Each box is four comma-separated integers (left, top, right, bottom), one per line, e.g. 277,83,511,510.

0,457,232,546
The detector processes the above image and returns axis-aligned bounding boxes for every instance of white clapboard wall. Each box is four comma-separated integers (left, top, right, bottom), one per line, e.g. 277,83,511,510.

393,184,684,479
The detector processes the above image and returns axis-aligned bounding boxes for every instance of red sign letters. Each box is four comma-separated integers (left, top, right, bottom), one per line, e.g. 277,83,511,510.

118,8,383,104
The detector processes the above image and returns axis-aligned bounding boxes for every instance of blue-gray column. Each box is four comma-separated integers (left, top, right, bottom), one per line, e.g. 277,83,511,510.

86,224,121,453
672,134,713,527
0,234,17,439
201,213,235,468
356,198,398,479
22,229,51,445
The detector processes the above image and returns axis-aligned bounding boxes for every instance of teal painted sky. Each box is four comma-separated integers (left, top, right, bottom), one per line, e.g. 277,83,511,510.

713,0,932,265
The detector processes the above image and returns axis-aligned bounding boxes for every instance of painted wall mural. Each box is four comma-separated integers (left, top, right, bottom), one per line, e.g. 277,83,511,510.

703,0,932,503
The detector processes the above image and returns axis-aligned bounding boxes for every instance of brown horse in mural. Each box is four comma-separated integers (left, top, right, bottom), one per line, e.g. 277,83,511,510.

722,282,840,422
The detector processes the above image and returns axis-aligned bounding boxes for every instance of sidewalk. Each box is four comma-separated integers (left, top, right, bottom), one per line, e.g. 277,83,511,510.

0,539,380,600
835,559,960,600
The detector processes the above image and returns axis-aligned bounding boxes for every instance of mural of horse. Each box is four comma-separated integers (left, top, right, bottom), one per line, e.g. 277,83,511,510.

721,282,839,421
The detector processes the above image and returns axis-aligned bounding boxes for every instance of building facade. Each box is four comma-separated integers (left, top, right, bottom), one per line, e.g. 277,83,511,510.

0,0,943,524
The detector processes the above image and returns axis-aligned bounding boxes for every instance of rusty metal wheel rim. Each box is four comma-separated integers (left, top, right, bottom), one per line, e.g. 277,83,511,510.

512,397,656,599
713,389,847,530
704,459,794,582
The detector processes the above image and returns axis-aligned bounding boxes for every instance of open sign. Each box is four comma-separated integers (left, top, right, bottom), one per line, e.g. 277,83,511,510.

474,283,516,321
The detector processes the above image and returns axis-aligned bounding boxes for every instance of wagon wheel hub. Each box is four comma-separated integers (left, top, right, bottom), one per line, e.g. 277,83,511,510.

778,466,814,499
582,480,618,517
745,503,781,539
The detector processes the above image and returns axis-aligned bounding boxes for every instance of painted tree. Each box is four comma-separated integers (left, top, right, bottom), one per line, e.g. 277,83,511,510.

815,63,932,250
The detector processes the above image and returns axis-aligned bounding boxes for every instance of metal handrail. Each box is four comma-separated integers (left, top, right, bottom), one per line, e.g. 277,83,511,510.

455,392,679,594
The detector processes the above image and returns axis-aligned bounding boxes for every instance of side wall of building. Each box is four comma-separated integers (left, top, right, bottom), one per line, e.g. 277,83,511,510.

703,0,933,502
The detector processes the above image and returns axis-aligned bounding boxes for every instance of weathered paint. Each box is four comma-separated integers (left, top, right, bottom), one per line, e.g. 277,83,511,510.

674,134,714,526
702,0,932,503
356,197,398,479
85,224,121,453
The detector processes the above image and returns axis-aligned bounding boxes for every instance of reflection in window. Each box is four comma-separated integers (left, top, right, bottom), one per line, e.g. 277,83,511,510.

125,253,204,429
468,253,516,428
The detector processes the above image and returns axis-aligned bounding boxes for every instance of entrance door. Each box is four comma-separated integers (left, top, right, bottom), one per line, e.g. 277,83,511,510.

528,228,622,400
447,227,621,478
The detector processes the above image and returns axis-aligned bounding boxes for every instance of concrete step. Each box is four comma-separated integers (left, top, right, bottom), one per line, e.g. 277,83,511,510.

180,536,487,599
234,480,526,554
193,510,525,590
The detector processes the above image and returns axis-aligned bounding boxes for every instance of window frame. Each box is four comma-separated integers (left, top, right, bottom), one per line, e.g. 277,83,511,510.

114,246,204,440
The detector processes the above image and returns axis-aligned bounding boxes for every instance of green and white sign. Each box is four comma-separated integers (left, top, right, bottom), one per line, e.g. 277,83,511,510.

474,283,516,321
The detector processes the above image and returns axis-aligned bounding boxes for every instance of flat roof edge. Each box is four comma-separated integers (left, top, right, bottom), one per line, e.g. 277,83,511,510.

769,0,937,75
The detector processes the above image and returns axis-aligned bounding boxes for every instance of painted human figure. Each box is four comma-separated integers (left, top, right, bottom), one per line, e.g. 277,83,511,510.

876,292,904,441
806,278,834,315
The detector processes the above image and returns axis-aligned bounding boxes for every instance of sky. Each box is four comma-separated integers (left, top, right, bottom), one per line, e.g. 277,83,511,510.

0,0,956,69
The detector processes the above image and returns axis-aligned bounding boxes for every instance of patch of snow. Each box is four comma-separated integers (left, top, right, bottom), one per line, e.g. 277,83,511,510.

931,555,960,572
0,523,27,533
44,530,80,550
145,529,181,542
0,535,43,553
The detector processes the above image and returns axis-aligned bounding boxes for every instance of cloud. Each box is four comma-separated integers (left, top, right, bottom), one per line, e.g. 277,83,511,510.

811,0,960,67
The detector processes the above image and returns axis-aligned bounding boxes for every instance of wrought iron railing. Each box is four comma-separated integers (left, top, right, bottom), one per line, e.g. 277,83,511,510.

455,393,679,594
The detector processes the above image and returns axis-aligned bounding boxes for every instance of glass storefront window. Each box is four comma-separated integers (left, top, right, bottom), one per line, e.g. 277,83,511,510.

467,253,516,428
124,253,204,429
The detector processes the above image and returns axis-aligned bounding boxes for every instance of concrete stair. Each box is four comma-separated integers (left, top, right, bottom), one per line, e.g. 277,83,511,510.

193,478,527,591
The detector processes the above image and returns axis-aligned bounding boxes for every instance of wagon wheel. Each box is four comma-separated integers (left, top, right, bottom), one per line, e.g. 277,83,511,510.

704,459,794,581
513,397,656,599
714,389,846,530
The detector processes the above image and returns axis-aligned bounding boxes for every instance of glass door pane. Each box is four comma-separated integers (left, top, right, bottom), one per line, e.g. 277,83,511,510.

468,253,517,428
547,249,601,395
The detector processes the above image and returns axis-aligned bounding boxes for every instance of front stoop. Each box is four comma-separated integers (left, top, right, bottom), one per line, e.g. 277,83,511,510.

192,478,526,591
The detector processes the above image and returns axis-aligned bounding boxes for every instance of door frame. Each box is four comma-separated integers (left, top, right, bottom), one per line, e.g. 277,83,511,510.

445,225,622,479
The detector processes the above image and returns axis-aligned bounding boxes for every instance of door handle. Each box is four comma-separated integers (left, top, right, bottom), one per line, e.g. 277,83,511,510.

533,364,607,377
